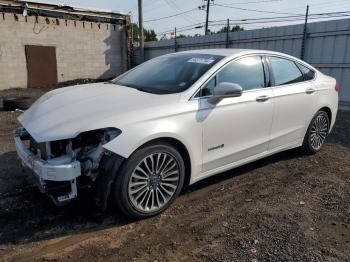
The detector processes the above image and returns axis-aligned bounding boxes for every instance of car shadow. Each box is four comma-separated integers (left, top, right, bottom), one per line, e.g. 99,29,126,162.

0,146,306,246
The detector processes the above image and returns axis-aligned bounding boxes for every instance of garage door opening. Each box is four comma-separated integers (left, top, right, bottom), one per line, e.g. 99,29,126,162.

25,45,58,88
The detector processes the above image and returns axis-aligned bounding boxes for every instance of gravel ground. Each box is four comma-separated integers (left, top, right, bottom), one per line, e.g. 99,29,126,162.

0,88,349,261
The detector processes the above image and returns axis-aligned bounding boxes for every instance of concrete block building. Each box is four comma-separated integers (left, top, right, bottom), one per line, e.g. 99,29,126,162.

0,0,131,90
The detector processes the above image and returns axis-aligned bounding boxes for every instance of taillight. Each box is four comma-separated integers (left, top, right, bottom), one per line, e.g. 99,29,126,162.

335,82,340,92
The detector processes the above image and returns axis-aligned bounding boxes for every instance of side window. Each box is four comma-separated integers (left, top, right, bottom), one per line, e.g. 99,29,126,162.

200,56,265,96
269,57,304,86
298,63,315,81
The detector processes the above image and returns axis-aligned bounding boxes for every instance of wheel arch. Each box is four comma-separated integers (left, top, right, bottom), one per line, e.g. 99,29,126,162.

133,137,192,187
319,106,332,124
97,135,193,211
301,105,334,150
302,106,332,155
103,129,194,186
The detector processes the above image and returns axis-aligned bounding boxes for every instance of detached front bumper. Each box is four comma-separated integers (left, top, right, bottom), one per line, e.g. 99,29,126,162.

14,127,81,205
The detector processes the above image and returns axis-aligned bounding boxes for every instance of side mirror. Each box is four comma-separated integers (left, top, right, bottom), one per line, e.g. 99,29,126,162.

207,82,243,104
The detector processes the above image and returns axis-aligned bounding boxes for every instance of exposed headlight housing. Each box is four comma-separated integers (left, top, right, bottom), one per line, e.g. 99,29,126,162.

103,128,122,142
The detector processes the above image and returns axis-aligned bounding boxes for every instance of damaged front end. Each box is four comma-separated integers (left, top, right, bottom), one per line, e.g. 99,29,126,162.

14,127,123,207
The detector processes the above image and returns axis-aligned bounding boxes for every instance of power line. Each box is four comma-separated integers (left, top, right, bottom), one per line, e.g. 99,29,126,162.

141,0,309,26
155,10,350,35
157,23,204,35
144,7,198,22
213,12,350,25
278,0,350,13
167,0,201,23
161,0,199,24
213,3,302,15
129,0,164,14
212,11,350,23
216,0,282,5
209,14,350,26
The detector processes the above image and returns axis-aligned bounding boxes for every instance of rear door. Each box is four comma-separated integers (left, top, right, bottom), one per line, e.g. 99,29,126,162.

267,56,319,149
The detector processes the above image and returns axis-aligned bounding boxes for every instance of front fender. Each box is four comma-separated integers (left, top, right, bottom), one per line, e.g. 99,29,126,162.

103,122,193,159
102,118,202,184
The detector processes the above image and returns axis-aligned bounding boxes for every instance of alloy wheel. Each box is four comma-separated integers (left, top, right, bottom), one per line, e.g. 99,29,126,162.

309,113,329,150
128,152,180,213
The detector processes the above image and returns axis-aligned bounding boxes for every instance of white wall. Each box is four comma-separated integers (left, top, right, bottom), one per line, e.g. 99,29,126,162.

0,13,128,90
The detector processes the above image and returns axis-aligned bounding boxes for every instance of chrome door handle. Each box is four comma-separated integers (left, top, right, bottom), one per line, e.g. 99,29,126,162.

256,95,270,102
305,88,315,94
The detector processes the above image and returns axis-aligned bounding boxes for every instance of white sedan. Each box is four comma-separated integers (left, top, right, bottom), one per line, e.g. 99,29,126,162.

14,49,339,218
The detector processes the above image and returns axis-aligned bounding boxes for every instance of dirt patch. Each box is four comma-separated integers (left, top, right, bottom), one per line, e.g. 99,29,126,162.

0,88,349,261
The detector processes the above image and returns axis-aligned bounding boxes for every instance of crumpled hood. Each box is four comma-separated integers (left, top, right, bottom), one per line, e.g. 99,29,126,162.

19,83,180,142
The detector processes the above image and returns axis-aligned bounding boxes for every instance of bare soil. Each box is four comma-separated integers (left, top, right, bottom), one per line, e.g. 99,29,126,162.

0,88,349,262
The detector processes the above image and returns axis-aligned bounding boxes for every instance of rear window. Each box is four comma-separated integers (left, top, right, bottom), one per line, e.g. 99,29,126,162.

269,56,304,86
298,64,315,81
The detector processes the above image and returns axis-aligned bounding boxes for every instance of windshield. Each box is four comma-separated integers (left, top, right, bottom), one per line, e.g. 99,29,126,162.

113,53,224,94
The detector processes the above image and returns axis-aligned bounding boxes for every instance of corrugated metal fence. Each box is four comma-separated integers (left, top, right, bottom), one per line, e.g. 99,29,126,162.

135,18,350,107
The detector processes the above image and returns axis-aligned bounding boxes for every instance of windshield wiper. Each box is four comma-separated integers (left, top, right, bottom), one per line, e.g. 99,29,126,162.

134,87,157,94
111,81,162,94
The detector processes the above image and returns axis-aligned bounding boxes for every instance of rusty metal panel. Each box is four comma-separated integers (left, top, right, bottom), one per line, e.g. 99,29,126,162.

25,45,58,88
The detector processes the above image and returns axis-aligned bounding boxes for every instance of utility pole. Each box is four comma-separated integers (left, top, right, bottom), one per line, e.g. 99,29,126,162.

226,18,230,48
174,27,178,52
204,0,211,35
138,0,144,62
198,0,213,35
300,5,309,60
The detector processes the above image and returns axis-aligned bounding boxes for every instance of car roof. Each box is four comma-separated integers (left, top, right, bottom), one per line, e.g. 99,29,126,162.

173,48,316,70
176,48,286,57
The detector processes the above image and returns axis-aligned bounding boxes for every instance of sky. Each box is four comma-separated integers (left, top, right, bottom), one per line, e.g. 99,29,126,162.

28,0,350,37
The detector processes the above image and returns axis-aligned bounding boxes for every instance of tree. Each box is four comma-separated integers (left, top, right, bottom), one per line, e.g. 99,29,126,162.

132,23,158,42
175,34,188,39
230,24,244,32
144,29,157,42
132,23,140,42
217,26,230,34
216,24,244,34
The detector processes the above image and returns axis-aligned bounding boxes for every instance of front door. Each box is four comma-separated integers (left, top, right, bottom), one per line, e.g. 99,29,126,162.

197,56,274,173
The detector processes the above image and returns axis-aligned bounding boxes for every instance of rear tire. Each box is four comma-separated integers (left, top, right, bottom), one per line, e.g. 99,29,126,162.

302,110,330,155
112,142,185,219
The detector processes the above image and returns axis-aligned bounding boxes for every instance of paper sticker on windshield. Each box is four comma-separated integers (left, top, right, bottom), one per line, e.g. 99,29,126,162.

187,57,215,65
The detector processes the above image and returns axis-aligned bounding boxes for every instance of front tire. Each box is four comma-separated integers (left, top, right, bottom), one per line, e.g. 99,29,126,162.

302,110,330,155
112,142,185,219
